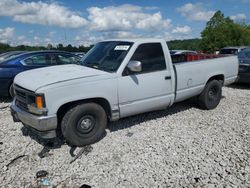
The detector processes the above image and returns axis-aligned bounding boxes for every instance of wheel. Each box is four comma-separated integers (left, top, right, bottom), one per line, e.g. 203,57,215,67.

198,80,222,110
9,83,14,98
61,103,107,146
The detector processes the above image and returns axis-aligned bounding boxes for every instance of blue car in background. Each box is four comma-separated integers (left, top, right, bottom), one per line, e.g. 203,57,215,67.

0,51,26,62
0,51,81,97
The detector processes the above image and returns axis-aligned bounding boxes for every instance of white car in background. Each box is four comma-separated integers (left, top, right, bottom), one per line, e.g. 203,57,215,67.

170,50,197,55
219,46,250,55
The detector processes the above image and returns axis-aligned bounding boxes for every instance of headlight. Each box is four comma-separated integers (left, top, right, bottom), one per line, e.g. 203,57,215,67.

27,94,47,115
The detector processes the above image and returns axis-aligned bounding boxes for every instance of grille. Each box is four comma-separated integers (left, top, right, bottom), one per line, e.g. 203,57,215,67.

14,85,33,111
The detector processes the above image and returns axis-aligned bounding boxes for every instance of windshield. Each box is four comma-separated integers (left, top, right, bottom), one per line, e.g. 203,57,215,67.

80,41,133,72
238,50,250,59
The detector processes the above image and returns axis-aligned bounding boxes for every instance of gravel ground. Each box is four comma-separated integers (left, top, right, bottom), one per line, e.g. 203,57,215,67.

0,85,250,187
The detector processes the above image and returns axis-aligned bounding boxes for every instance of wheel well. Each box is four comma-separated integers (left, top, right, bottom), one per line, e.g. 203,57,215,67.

207,74,224,85
57,98,112,127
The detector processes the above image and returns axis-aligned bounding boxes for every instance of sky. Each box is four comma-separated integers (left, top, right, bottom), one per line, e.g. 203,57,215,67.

0,0,250,46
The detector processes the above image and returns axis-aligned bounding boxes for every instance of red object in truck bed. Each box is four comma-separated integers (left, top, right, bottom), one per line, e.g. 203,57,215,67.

171,53,227,64
187,54,226,62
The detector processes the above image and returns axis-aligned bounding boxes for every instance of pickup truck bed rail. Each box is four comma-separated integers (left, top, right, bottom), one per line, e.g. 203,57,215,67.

171,53,228,64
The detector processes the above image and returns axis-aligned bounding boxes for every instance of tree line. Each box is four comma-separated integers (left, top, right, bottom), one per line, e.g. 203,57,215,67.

0,43,93,53
1,11,250,54
168,11,250,53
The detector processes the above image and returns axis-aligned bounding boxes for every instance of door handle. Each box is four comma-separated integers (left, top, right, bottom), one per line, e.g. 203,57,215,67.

165,76,171,80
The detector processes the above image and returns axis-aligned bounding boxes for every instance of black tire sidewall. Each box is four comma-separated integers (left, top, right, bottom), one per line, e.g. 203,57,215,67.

61,103,107,146
203,80,222,109
199,80,222,110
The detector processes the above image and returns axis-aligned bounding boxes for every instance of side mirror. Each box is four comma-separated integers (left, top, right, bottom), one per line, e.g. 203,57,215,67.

127,60,142,73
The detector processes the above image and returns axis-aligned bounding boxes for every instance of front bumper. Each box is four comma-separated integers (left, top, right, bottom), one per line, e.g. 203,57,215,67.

10,102,58,139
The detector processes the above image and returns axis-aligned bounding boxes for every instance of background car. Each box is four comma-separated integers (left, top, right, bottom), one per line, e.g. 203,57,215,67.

170,50,197,55
237,49,250,83
74,52,85,58
0,50,81,97
219,46,250,55
0,51,26,62
170,50,198,63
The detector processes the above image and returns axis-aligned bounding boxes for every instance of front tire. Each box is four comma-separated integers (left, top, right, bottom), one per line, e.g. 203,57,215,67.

198,80,222,110
61,103,107,147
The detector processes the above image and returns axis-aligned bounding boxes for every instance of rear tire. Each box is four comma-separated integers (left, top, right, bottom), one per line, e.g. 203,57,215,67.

198,80,222,110
61,103,107,147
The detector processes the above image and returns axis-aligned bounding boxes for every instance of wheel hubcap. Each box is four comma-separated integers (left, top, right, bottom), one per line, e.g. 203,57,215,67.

81,118,92,129
209,90,215,98
208,86,218,101
77,115,95,134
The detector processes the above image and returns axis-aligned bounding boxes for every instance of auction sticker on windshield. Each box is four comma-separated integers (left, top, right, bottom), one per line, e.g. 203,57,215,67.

114,45,130,51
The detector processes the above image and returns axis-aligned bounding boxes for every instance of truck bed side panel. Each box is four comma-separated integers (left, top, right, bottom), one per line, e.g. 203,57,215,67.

174,56,238,102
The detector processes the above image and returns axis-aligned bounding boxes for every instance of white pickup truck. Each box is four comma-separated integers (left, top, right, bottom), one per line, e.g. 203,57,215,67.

11,39,238,146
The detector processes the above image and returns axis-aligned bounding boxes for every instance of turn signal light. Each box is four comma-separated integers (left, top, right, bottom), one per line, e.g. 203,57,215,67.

35,96,44,109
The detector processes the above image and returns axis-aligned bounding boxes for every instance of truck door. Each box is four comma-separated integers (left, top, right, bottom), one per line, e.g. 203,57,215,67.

118,42,174,118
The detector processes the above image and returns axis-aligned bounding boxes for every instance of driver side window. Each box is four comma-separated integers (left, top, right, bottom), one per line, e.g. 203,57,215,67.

128,43,166,74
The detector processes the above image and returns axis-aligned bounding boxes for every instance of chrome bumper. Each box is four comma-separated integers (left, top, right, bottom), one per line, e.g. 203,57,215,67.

10,102,57,132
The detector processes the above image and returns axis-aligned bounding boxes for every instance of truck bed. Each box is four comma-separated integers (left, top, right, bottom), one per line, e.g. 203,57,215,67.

173,55,239,103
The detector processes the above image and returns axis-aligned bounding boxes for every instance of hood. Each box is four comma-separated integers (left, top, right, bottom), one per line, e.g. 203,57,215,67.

14,64,109,91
